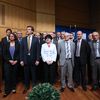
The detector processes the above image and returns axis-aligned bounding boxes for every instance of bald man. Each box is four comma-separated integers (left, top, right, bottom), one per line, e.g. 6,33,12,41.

74,31,90,91
89,32,100,90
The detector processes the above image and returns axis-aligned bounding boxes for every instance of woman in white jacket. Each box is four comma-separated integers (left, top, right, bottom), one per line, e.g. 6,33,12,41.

41,34,57,85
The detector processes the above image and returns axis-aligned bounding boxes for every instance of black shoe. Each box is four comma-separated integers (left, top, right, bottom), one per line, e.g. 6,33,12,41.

92,85,98,91
60,88,65,92
3,93,9,98
74,83,79,88
67,87,75,92
12,90,16,93
23,89,28,94
82,86,87,91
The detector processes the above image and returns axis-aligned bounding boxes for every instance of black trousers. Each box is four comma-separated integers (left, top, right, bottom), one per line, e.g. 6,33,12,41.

24,55,36,89
74,57,87,87
43,62,55,85
4,63,17,94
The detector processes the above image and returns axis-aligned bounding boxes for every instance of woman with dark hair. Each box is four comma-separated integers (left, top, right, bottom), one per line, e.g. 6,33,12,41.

41,35,57,85
3,32,20,97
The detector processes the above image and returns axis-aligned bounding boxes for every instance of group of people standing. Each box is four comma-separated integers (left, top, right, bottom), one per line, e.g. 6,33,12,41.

0,25,100,97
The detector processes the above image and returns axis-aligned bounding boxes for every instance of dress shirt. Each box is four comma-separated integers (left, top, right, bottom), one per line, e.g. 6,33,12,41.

76,39,82,57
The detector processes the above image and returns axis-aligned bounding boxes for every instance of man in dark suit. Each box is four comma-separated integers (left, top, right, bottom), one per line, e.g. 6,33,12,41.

20,26,40,93
16,31,24,82
1,28,12,81
74,31,90,91
89,32,100,90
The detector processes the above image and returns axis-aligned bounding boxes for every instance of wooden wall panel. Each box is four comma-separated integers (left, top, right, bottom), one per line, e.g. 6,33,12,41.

55,0,90,28
36,0,55,32
36,13,55,32
0,0,36,39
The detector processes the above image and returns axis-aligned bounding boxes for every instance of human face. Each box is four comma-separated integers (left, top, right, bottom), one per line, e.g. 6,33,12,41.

17,32,22,38
26,27,33,35
92,32,99,41
88,33,93,41
35,33,40,39
46,38,52,44
6,30,11,36
9,34,15,41
69,34,74,40
64,33,70,41
77,31,83,40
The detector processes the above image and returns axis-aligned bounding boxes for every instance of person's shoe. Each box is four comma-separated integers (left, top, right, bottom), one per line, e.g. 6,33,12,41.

3,93,9,98
92,85,98,91
23,89,28,94
82,86,87,91
74,83,79,88
60,88,65,92
67,87,75,92
12,89,16,93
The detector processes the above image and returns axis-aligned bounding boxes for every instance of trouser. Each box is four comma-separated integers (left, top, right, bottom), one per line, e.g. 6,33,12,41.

61,59,74,88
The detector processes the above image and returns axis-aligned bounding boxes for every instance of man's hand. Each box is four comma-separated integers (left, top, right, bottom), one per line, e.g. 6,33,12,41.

20,61,24,66
35,61,39,66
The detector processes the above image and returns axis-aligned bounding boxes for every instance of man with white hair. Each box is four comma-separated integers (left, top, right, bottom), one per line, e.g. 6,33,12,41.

89,32,100,90
58,32,75,92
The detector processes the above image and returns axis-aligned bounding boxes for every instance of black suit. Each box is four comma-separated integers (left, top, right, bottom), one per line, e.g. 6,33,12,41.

17,38,24,82
3,41,20,94
1,37,9,80
20,36,40,88
74,39,90,88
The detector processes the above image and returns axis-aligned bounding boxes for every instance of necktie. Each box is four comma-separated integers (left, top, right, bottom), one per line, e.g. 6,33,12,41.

76,40,80,57
66,41,70,58
27,36,31,51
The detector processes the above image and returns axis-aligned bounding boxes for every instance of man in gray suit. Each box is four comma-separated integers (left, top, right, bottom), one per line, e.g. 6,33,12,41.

89,32,100,90
58,32,75,92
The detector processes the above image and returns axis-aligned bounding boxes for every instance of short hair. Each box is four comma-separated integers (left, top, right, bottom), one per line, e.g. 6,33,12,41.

8,32,17,41
27,26,34,31
45,34,52,40
6,28,12,33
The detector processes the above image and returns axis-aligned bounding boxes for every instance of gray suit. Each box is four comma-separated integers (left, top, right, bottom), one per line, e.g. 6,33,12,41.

89,40,100,85
58,40,75,88
58,40,75,67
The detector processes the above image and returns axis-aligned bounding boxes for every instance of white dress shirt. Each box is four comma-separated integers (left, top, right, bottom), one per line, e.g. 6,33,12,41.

41,43,57,62
95,40,100,57
76,39,82,57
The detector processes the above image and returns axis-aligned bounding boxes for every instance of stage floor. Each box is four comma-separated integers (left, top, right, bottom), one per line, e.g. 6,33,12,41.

0,81,100,100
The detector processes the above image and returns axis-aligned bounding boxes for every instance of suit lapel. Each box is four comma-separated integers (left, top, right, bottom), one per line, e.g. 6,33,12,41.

70,41,73,55
25,36,29,52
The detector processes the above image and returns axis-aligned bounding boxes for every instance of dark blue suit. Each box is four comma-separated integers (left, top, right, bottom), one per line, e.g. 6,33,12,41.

20,36,40,88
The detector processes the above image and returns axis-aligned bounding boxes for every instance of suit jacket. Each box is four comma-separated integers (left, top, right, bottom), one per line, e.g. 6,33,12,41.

89,40,100,65
1,37,9,55
58,40,75,67
3,40,20,63
75,39,90,65
20,36,40,64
